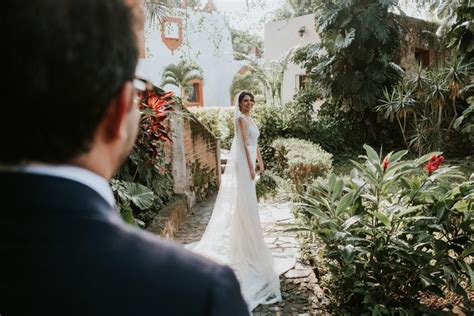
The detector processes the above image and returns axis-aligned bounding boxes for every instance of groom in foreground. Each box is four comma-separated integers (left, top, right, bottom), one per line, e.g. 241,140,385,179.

0,0,248,315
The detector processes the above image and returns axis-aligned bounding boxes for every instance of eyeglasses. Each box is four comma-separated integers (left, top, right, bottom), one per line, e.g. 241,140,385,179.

132,76,153,106
133,76,153,92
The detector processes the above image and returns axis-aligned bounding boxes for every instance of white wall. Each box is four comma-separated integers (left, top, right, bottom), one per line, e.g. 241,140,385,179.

136,9,245,107
264,13,320,105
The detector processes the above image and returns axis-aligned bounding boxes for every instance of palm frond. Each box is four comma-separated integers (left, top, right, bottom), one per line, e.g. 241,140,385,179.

144,0,171,29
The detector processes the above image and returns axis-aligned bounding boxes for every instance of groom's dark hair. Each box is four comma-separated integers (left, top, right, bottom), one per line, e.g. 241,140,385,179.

2,0,138,165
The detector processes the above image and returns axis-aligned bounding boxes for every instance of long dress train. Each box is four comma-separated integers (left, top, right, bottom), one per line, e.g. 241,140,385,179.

186,111,294,311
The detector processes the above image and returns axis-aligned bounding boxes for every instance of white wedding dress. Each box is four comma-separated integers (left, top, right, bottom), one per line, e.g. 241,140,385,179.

186,108,294,312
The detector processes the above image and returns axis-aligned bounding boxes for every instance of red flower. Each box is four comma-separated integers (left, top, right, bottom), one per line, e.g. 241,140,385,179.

382,158,389,172
425,154,444,176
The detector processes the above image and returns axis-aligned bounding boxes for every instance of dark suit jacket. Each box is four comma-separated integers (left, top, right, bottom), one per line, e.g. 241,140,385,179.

0,172,249,315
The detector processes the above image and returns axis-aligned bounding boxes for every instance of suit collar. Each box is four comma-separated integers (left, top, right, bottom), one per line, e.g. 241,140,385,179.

0,172,120,223
2,164,115,208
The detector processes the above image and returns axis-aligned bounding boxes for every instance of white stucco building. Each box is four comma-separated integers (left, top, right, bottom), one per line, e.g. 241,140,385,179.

264,13,324,110
136,7,245,107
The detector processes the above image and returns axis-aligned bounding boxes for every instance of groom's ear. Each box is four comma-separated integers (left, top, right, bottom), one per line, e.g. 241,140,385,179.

101,81,134,142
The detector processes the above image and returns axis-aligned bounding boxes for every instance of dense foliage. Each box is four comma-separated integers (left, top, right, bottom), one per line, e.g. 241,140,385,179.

161,59,203,100
272,138,333,193
294,145,473,314
112,89,175,226
230,28,264,60
293,0,402,113
378,60,474,156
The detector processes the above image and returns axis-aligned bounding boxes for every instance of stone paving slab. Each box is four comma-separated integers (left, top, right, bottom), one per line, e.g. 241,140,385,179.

172,195,326,315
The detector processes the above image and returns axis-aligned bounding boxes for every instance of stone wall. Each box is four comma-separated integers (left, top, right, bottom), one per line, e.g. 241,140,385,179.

146,194,188,239
147,110,220,239
397,15,447,73
182,113,220,203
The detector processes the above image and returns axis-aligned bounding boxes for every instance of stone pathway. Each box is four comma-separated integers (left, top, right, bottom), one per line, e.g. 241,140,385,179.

173,195,327,315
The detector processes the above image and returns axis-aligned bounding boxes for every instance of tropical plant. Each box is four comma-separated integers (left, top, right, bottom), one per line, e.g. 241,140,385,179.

293,145,473,314
454,96,474,141
161,60,203,99
230,28,263,61
144,0,171,28
416,0,474,62
230,70,263,105
113,88,175,226
271,0,316,21
378,59,473,155
234,50,293,107
293,0,403,113
377,84,417,149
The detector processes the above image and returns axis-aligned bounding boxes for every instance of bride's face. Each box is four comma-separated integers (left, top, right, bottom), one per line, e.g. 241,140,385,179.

240,95,252,114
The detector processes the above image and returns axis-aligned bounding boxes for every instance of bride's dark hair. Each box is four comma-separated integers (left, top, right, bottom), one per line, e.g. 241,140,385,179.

238,91,255,110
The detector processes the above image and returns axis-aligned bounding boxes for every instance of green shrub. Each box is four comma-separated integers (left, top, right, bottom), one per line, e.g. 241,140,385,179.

252,103,284,166
188,161,217,201
189,108,222,138
280,89,317,140
294,145,473,314
220,108,235,149
272,138,333,193
190,107,234,150
256,171,278,201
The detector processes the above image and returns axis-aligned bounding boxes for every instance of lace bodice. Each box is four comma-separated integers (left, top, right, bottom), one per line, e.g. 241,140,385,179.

241,115,260,146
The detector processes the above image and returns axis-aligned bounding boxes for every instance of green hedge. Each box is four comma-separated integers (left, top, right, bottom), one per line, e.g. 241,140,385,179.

190,107,234,149
272,138,333,193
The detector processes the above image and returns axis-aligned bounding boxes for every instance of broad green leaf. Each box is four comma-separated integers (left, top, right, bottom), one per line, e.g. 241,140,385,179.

400,177,412,190
396,206,422,218
364,144,380,164
362,193,378,203
453,199,470,212
285,226,313,233
342,215,362,230
332,179,344,202
303,206,330,219
120,204,136,225
372,211,390,228
336,192,353,215
123,182,155,210
328,174,336,191
389,150,408,164
420,275,433,288
461,246,474,258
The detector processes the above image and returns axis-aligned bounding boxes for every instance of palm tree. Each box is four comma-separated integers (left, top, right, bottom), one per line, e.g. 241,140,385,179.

144,0,171,29
229,49,292,107
230,70,262,105
161,60,203,98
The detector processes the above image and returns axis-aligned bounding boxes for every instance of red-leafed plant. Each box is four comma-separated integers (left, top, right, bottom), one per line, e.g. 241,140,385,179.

137,89,174,165
112,87,177,226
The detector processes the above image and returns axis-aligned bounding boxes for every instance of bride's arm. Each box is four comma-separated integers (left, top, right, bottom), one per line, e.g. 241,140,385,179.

238,117,256,180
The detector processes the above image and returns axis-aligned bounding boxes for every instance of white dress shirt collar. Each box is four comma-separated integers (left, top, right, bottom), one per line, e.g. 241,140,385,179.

10,164,116,208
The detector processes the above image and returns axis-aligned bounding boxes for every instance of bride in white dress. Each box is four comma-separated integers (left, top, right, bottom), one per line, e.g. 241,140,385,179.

187,91,294,312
